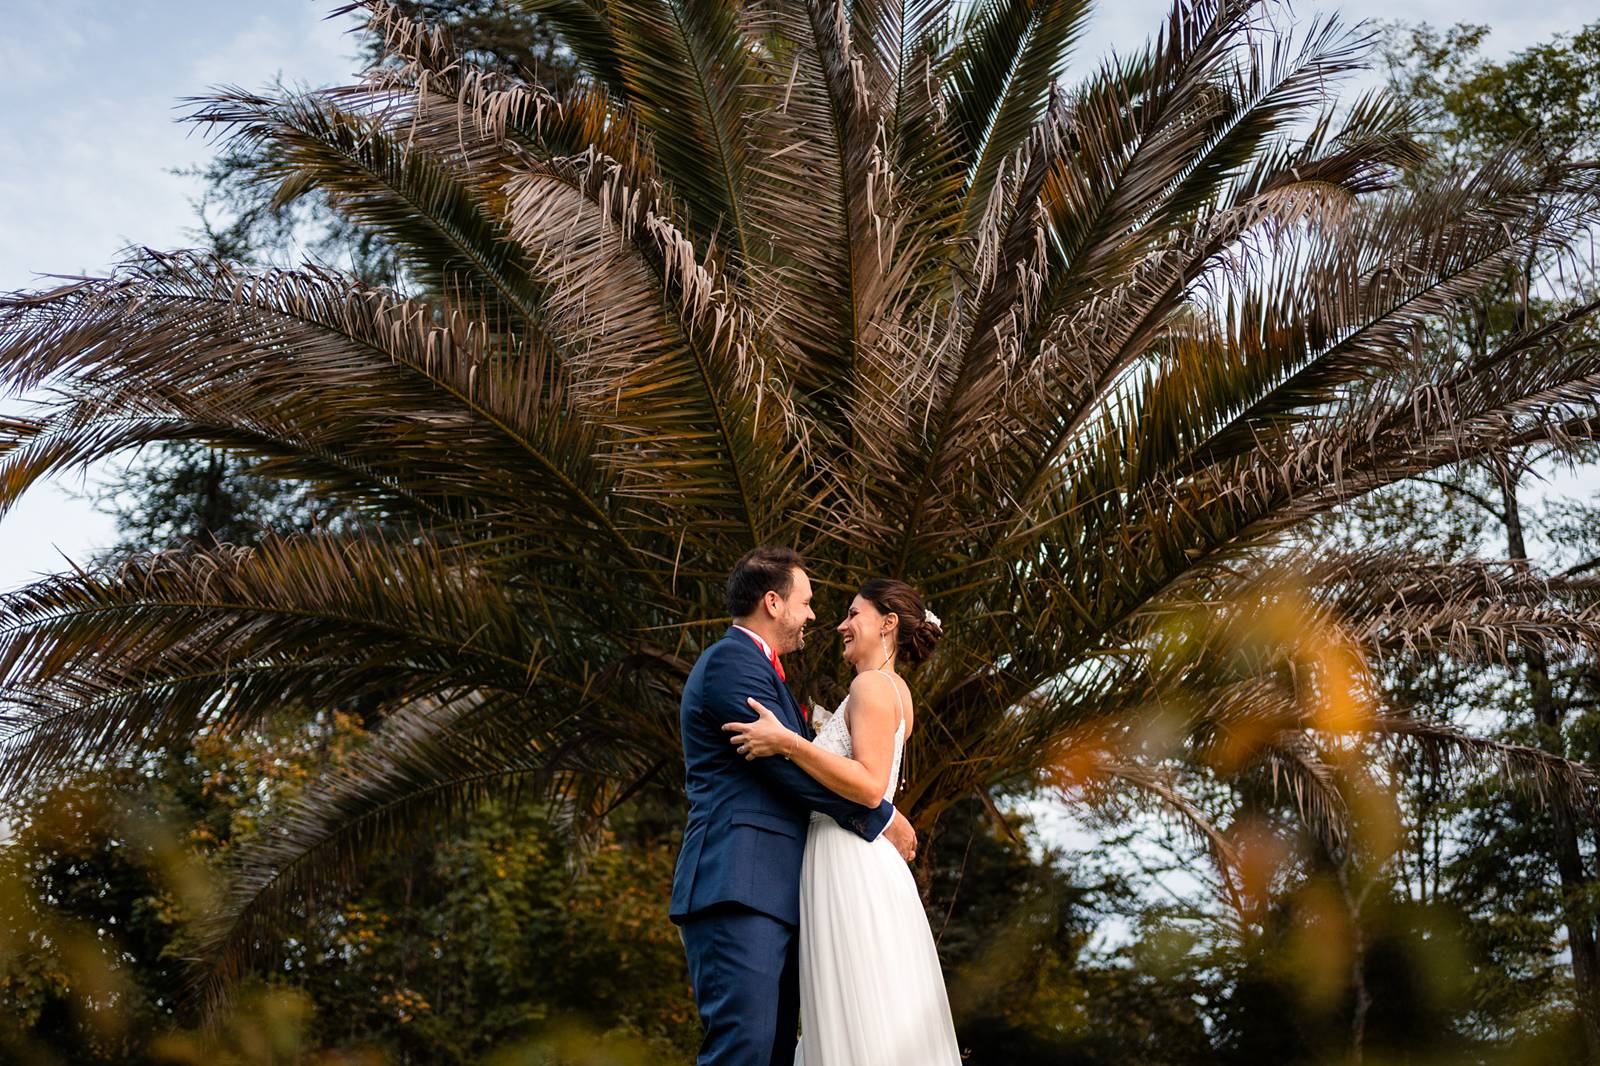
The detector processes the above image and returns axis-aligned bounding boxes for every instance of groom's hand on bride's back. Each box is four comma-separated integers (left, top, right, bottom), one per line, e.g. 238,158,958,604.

884,810,917,862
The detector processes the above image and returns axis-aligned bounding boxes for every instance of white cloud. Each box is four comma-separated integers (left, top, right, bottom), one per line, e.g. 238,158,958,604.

0,469,117,589
189,5,357,90
1372,0,1595,54
1,3,362,294
1,106,192,284
0,3,362,593
0,4,101,91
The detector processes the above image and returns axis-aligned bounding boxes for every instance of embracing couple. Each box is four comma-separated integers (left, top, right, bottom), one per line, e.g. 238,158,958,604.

670,546,962,1065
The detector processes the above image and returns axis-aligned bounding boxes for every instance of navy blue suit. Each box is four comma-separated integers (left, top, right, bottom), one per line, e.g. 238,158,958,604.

671,627,894,1065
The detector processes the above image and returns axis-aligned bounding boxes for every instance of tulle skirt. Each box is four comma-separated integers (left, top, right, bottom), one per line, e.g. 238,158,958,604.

793,812,963,1066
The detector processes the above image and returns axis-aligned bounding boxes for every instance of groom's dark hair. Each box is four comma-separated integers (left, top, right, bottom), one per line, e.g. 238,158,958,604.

727,546,804,618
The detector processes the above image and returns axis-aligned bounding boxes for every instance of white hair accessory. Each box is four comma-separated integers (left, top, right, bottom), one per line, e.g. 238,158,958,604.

924,608,942,629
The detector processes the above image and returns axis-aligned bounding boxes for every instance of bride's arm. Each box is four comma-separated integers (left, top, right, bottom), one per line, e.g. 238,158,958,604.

725,672,899,807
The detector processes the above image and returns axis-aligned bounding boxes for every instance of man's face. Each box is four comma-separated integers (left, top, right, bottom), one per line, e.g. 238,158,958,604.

770,567,815,655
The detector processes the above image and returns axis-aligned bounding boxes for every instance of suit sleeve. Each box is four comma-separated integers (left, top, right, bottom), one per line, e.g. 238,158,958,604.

701,648,894,841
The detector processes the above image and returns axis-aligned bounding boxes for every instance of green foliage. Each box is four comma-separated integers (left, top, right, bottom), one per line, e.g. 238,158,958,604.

92,442,335,561
376,2,573,81
1367,20,1600,1057
1384,20,1600,166
0,713,699,1064
0,769,193,1064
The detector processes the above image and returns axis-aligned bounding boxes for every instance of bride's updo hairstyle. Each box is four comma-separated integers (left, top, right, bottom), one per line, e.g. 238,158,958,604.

858,578,941,665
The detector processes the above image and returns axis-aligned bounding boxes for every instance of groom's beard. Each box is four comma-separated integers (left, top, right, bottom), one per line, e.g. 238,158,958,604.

778,612,806,655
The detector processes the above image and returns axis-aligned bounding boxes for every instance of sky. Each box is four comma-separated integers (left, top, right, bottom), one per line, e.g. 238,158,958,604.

0,2,359,590
0,0,1596,597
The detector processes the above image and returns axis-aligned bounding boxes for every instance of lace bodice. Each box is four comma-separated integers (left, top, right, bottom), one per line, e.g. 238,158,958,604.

810,671,906,803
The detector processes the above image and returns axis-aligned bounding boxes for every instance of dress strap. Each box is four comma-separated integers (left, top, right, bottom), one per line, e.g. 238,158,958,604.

874,667,905,731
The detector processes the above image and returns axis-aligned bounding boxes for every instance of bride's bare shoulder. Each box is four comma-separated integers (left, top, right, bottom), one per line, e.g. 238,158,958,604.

847,669,893,696
847,671,908,711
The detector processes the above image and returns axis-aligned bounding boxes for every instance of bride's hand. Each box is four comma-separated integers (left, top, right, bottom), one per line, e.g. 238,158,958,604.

722,698,796,760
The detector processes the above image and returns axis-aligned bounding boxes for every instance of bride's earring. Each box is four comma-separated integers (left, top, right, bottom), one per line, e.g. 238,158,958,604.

881,630,892,668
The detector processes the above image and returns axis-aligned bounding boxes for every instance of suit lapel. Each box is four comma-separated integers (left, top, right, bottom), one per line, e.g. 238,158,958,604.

768,663,812,741
794,688,814,741
723,627,808,738
771,673,802,731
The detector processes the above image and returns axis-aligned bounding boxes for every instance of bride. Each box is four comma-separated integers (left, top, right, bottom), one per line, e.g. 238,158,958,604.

724,577,962,1065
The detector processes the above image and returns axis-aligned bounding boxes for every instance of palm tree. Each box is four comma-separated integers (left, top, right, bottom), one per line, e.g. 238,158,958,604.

4,0,1600,1003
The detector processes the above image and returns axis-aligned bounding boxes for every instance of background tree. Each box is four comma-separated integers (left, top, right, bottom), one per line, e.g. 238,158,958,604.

1370,18,1600,1057
4,1,1600,1050
0,712,702,1063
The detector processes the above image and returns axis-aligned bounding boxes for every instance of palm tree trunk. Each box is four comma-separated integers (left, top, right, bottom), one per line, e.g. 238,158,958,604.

1497,462,1600,1060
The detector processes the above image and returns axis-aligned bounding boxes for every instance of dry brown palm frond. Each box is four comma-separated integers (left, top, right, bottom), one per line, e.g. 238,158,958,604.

0,254,660,574
499,158,805,548
1256,736,1351,854
3,0,1600,996
0,532,609,789
1070,752,1248,917
1362,713,1600,815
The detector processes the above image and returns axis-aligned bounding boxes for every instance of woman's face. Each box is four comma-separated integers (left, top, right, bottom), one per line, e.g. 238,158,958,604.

836,594,890,667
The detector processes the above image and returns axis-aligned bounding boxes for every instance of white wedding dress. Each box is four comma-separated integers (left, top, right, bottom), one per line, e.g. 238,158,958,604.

793,672,962,1065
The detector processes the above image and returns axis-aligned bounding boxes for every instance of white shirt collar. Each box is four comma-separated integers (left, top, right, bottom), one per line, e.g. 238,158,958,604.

731,624,775,660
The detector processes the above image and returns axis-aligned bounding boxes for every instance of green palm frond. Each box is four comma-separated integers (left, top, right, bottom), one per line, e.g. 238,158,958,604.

505,0,627,93
946,0,1092,234
188,89,549,334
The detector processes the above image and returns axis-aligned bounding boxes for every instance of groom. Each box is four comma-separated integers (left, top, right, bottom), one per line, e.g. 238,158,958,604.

671,546,917,1065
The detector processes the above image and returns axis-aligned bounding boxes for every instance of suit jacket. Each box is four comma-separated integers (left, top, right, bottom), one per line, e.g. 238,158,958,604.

669,627,895,925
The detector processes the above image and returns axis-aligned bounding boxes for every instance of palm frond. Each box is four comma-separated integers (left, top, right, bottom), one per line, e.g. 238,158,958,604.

1363,713,1599,814
1070,752,1247,917
946,0,1092,234
0,532,603,790
503,0,628,94
188,88,548,335
2,0,1600,1000
0,254,665,582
